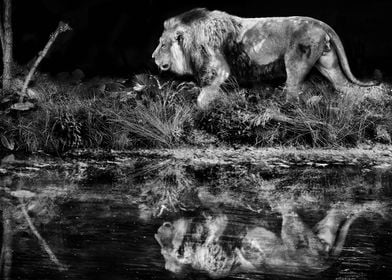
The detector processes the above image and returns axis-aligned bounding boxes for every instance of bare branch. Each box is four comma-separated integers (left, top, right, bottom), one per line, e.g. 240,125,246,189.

19,198,68,271
21,21,72,98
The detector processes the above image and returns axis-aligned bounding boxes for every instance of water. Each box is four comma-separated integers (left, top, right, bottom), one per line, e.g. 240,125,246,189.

0,153,391,279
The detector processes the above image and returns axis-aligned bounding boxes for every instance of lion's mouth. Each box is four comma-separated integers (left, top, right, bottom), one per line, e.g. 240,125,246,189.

160,63,170,71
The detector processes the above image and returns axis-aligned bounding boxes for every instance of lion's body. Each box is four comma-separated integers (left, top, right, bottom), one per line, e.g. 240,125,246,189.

152,8,375,108
155,202,385,278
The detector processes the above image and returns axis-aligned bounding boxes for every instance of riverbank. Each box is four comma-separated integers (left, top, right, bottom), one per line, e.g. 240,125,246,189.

65,144,392,170
1,73,392,155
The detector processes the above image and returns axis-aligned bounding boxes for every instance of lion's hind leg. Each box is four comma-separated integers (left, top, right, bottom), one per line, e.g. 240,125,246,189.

280,208,324,254
316,48,351,92
284,40,325,103
314,207,349,253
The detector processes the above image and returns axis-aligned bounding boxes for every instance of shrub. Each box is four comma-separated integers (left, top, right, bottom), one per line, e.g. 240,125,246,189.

11,98,112,153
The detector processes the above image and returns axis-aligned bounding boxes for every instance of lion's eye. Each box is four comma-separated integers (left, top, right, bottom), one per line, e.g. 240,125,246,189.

163,222,172,228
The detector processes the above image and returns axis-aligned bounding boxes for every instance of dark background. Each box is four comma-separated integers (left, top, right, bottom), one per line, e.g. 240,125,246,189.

12,0,392,79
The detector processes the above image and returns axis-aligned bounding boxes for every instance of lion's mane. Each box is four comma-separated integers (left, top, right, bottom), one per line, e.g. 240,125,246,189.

165,8,242,76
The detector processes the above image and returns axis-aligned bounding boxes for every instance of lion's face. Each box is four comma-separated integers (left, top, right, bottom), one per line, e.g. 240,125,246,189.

155,219,190,273
152,27,192,75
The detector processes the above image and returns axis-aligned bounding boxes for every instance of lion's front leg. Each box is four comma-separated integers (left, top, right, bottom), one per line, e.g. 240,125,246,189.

197,52,230,109
197,85,223,109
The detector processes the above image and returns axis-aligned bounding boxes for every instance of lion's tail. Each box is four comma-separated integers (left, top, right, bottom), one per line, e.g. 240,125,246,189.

324,24,379,87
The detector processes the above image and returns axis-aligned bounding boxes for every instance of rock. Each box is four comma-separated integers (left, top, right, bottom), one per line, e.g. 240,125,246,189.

10,190,36,198
11,101,35,111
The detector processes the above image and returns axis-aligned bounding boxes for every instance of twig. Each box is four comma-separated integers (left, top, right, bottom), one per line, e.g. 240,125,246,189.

19,198,67,271
2,0,13,91
1,204,13,280
20,21,72,100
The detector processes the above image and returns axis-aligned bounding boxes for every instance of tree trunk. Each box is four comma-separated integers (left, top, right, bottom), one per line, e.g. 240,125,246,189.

0,205,13,280
0,9,5,52
2,0,13,91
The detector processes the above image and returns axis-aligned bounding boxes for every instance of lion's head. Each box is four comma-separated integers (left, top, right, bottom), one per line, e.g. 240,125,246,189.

155,219,190,273
152,8,241,86
152,8,219,76
151,20,192,75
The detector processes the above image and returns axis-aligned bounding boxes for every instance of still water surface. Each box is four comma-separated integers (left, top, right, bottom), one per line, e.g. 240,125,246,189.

0,154,391,279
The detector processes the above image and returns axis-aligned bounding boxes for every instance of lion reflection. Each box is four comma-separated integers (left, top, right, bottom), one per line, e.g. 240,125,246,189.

155,202,386,278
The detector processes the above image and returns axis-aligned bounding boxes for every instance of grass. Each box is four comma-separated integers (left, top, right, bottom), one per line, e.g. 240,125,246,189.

0,74,198,154
0,73,391,154
198,80,392,147
110,103,193,148
108,78,196,148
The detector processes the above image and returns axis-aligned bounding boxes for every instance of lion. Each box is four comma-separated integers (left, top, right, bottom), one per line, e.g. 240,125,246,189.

152,8,376,108
155,201,387,278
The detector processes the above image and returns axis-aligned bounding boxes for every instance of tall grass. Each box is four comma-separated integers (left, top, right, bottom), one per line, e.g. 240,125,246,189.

0,74,197,154
1,73,390,154
278,84,368,146
107,77,196,148
110,103,193,148
12,98,112,153
199,81,392,147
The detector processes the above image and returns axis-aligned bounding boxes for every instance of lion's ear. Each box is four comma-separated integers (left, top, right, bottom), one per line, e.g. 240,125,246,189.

164,18,178,30
176,31,184,44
